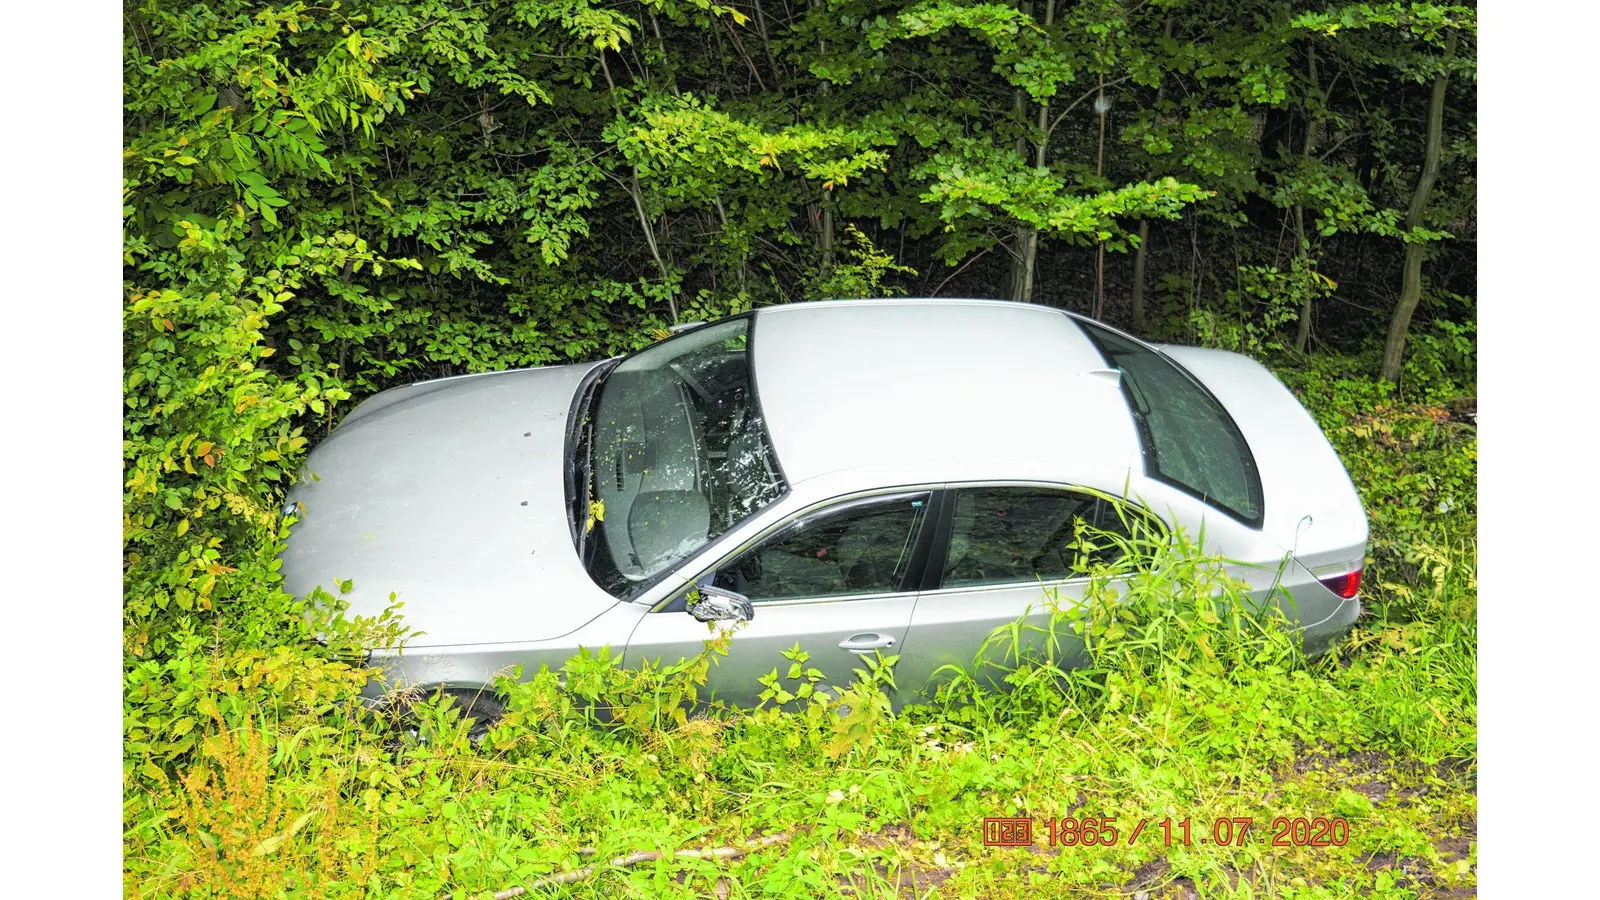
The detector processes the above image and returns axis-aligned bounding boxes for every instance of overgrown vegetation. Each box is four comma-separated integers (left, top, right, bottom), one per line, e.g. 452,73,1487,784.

123,2,1475,897
124,400,1477,899
122,355,1477,897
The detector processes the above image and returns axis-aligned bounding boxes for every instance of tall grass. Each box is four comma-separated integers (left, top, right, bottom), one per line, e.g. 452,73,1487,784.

125,519,1477,898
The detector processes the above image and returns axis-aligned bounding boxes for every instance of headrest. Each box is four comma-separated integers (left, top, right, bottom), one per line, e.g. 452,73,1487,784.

627,490,711,572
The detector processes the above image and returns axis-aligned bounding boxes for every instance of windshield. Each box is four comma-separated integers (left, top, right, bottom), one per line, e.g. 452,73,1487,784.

576,316,786,597
1074,318,1264,526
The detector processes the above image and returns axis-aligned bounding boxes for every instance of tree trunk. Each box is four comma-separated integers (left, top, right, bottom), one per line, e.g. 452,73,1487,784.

653,15,747,298
1004,77,1030,300
1293,203,1314,351
629,166,676,320
1380,29,1458,383
752,0,782,94
819,198,834,280
811,0,834,286
1015,228,1039,302
1130,218,1151,332
1130,17,1170,334
714,197,748,293
1012,1,1056,303
1293,43,1321,353
1093,71,1108,319
600,54,676,321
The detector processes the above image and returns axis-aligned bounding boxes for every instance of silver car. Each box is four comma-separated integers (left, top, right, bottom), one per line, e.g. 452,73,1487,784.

282,299,1366,711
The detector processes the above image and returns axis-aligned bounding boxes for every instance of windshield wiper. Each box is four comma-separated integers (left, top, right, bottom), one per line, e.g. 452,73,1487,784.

569,360,618,561
574,414,596,564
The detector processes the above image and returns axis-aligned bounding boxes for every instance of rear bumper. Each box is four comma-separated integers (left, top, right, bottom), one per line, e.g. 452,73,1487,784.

1299,593,1361,656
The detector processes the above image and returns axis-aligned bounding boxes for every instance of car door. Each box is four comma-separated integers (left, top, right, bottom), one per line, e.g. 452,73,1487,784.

895,484,1157,702
623,490,936,708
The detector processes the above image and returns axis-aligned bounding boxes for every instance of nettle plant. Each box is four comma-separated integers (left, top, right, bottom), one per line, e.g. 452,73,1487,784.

805,224,920,300
926,520,1305,726
755,642,901,761
1186,261,1338,356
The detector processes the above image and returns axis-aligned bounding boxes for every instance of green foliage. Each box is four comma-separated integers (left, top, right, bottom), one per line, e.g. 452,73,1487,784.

805,224,919,299
1186,260,1338,354
919,152,1210,253
1278,350,1474,576
127,451,1478,895
122,217,417,659
125,0,1475,380
123,3,1476,897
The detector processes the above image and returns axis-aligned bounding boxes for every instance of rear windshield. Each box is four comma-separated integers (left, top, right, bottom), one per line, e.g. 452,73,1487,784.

1074,319,1264,526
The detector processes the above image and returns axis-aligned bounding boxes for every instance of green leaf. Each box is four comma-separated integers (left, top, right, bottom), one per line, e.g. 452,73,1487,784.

251,834,288,856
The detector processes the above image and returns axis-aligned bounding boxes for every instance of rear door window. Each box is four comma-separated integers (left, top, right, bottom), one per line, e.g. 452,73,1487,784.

940,487,1162,588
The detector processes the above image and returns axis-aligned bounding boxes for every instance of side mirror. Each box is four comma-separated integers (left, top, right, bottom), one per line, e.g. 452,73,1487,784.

686,583,754,624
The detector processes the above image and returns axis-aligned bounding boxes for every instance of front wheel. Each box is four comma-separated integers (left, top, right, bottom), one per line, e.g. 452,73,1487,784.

392,686,506,748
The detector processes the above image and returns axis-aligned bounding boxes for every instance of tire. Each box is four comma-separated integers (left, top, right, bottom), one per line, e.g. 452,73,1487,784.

439,687,507,743
393,685,507,748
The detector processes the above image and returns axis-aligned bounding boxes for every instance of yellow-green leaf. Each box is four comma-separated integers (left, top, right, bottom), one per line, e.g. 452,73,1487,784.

286,810,318,837
252,834,288,856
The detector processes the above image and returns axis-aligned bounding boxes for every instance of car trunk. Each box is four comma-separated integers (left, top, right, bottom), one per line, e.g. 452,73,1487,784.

1154,345,1368,577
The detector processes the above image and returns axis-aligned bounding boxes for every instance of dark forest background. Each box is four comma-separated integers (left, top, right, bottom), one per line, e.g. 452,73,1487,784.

122,0,1477,705
124,1,1475,400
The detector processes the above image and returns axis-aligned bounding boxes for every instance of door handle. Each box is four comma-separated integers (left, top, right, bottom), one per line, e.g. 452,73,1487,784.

838,633,896,653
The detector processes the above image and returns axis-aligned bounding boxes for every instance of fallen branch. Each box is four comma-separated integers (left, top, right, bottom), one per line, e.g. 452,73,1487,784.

490,832,793,899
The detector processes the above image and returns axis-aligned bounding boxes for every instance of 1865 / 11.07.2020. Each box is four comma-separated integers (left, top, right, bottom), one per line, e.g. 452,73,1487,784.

983,815,1352,848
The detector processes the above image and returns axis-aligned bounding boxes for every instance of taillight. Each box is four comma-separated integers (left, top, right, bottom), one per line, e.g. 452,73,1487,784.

1319,569,1362,599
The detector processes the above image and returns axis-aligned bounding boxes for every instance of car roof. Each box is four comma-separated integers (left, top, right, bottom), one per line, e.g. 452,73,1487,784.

750,299,1144,489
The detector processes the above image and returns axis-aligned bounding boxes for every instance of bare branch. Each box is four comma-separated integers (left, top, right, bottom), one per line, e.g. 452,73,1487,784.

1046,75,1133,140
489,832,795,898
930,250,989,297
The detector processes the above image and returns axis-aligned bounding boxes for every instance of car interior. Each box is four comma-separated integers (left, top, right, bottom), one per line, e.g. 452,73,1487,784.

717,498,928,601
942,489,1100,587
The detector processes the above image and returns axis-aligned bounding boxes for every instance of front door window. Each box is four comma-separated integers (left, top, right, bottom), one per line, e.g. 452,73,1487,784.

715,493,931,601
624,492,930,708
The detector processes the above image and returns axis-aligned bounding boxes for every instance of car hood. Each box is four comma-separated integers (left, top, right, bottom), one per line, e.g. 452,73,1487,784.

281,361,620,647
